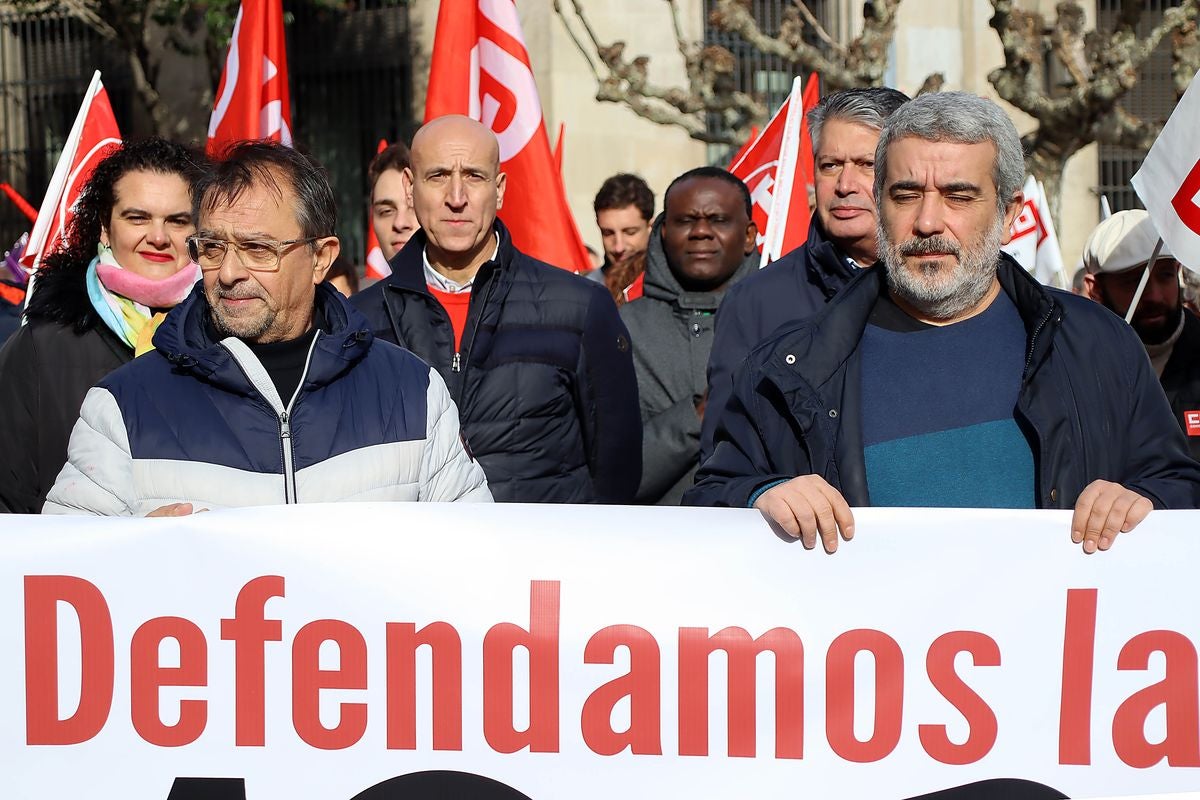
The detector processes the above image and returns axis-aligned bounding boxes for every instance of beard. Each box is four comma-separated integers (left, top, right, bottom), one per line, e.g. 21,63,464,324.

206,285,275,341
1096,282,1183,345
879,215,1005,321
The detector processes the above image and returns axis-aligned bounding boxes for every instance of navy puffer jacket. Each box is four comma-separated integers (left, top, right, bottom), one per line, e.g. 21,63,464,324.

44,284,490,514
352,220,641,503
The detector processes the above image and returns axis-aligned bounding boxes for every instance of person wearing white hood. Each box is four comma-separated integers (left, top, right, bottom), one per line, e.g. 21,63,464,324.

1082,209,1200,460
0,138,205,513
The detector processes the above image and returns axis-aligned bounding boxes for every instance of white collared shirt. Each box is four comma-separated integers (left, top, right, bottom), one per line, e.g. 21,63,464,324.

422,233,500,294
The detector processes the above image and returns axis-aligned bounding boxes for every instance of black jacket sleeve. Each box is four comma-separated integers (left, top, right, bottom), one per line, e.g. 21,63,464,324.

0,326,44,513
576,285,642,503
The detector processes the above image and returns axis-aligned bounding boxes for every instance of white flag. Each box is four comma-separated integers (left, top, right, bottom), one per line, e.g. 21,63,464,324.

1131,66,1200,275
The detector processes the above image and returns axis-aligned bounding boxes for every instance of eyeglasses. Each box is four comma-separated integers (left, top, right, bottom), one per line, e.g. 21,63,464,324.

187,235,321,272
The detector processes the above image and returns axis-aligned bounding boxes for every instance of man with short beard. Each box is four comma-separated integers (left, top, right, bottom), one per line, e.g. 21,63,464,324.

43,141,490,514
1081,209,1200,460
686,92,1200,553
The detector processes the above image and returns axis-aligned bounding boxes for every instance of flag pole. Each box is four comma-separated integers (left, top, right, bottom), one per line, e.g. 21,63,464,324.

1124,238,1164,324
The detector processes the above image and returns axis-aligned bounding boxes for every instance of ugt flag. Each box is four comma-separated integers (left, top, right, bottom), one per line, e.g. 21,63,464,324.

21,71,121,274
728,74,819,266
1001,175,1066,288
207,0,292,156
425,0,591,273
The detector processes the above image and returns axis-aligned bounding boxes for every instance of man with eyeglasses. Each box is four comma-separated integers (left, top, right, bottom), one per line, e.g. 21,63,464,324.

352,115,641,503
43,141,490,515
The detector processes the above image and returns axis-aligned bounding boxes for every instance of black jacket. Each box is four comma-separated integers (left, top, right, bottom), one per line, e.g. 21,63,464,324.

685,256,1200,510
700,214,862,463
352,220,641,503
1162,310,1200,463
0,264,132,513
618,219,756,504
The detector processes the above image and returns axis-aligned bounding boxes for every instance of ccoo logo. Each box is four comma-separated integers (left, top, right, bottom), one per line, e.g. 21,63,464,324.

467,0,542,162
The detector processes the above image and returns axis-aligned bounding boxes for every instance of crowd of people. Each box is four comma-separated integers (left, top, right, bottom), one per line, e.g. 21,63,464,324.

0,88,1198,550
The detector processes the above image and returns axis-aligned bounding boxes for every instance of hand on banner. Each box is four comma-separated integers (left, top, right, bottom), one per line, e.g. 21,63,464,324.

753,475,855,553
147,502,202,517
1070,480,1153,553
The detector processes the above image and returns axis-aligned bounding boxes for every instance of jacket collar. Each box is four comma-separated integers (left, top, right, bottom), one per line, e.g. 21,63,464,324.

383,218,513,296
759,252,1062,395
640,215,758,311
152,282,373,394
803,214,864,301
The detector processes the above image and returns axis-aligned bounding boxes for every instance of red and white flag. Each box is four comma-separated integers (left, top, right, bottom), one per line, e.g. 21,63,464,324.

21,71,121,274
1132,66,1200,276
728,74,819,266
207,0,292,156
425,0,591,273
365,139,391,281
1001,175,1066,288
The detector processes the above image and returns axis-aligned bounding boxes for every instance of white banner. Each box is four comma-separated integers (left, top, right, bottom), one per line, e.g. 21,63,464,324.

4,504,1200,799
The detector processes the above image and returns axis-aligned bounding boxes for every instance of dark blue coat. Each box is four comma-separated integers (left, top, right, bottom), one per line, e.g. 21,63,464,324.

685,256,1200,510
700,214,862,463
352,220,641,503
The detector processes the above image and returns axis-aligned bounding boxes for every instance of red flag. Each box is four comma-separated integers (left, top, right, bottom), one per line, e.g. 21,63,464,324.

425,0,591,272
207,0,292,156
0,183,37,223
365,139,391,281
21,71,121,273
728,90,792,260
728,76,817,265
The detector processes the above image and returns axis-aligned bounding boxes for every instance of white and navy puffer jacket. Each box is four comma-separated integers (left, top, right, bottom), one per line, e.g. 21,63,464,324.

43,283,491,515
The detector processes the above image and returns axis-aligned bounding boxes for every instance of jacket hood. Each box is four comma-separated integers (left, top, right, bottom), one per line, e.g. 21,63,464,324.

152,282,374,395
641,215,759,310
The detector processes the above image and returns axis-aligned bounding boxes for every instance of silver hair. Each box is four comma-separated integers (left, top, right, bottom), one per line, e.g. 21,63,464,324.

874,91,1025,213
806,87,910,155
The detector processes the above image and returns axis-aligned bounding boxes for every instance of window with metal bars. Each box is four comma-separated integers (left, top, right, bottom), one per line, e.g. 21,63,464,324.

1095,0,1181,214
702,0,837,163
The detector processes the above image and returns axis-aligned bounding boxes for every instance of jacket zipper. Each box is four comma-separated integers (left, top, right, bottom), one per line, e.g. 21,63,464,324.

1024,306,1055,377
452,351,461,372
279,412,296,503
276,333,322,504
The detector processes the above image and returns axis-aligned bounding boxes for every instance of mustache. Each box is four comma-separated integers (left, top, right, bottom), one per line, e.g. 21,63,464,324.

214,286,262,301
896,236,961,258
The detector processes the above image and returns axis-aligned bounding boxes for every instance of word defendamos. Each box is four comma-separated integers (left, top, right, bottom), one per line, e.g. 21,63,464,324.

22,577,1200,768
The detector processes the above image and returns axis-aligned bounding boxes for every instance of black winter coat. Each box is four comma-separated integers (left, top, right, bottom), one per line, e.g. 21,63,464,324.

685,256,1200,510
0,265,132,513
352,221,641,503
1162,310,1200,463
700,214,862,463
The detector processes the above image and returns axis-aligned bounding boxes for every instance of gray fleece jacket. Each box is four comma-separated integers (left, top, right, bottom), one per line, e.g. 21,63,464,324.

619,219,757,504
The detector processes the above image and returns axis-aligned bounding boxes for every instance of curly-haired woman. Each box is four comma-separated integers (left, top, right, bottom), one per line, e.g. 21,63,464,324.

0,138,206,513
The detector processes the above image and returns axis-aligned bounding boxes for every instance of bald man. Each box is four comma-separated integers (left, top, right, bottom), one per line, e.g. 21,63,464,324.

352,115,642,503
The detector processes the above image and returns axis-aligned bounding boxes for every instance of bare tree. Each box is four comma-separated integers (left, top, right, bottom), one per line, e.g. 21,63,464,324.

552,0,902,146
990,0,1200,222
556,0,1200,225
